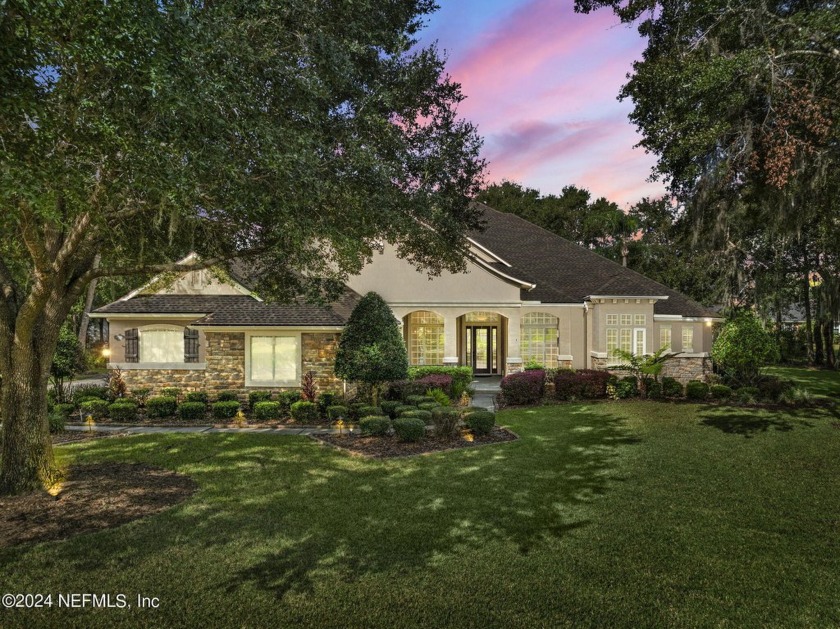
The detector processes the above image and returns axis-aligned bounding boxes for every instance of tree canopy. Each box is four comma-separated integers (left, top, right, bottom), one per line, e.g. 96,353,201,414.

0,0,484,494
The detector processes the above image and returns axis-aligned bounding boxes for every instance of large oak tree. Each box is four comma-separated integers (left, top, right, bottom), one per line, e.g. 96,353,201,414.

0,0,484,494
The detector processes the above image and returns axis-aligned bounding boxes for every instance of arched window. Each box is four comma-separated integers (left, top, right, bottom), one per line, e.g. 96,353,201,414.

139,325,186,363
520,312,559,368
407,311,444,366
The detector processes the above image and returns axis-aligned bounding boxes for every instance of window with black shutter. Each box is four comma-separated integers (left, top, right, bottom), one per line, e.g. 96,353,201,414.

184,328,200,363
125,328,139,363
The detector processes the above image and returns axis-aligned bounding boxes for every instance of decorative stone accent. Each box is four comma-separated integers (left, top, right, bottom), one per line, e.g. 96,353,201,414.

301,333,343,394
113,331,345,399
590,355,711,384
505,360,523,375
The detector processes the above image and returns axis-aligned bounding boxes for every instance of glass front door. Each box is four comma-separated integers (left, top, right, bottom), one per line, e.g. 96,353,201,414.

467,326,496,375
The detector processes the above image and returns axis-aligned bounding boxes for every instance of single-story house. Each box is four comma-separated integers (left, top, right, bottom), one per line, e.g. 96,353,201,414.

92,202,721,396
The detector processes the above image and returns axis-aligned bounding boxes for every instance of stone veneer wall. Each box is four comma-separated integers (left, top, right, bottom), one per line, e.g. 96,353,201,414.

117,331,344,399
590,356,712,383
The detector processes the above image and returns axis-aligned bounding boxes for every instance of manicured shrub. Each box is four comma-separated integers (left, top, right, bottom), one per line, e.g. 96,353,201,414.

108,401,139,422
710,384,733,400
317,392,339,415
334,292,409,401
406,395,428,406
500,369,545,405
248,390,273,408
394,404,417,417
350,405,381,421
614,377,638,399
73,384,110,403
53,403,75,420
431,407,460,439
161,387,182,400
408,366,473,398
383,379,428,401
418,401,440,411
278,390,302,414
131,388,151,405
79,398,109,419
685,381,710,400
212,400,240,419
400,409,433,424
290,400,319,423
711,313,779,384
755,375,793,402
466,411,495,436
185,391,209,404
554,369,610,400
734,386,760,405
178,401,207,421
216,391,239,402
360,415,391,436
327,405,348,421
461,406,489,417
643,378,663,399
393,417,425,442
416,374,454,397
48,411,66,434
661,377,684,398
147,396,178,418
253,401,281,421
380,400,401,419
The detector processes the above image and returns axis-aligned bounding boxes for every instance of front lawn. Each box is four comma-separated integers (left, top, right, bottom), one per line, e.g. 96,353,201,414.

2,401,839,628
768,365,840,398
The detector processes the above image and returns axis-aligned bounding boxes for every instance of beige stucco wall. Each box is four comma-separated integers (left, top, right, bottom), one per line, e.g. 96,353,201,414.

347,244,522,305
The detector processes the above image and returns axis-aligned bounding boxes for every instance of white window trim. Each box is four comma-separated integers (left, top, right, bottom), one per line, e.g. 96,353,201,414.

633,328,647,356
138,324,186,365
245,331,301,388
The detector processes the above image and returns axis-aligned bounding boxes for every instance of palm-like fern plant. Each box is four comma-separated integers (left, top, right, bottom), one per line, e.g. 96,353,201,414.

610,345,678,397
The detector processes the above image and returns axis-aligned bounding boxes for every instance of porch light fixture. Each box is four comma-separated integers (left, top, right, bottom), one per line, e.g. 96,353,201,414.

101,347,112,358
114,333,125,341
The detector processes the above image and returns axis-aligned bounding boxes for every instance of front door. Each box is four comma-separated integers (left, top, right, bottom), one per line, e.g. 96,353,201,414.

467,326,496,375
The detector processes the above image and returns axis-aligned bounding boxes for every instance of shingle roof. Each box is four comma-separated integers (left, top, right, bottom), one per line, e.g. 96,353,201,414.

94,291,361,327
468,203,718,318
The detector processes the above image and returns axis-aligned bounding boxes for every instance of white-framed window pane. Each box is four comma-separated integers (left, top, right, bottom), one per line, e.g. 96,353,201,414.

250,337,275,382
140,329,183,363
274,337,298,382
634,314,646,325
606,328,618,352
408,311,444,366
620,329,632,352
620,314,632,326
660,326,671,351
606,314,618,326
634,329,645,355
682,327,694,352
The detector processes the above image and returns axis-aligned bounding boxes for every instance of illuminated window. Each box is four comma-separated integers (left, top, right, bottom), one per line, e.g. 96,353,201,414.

660,326,672,351
634,314,646,325
520,312,559,367
606,314,618,326
620,328,632,353
139,327,184,363
407,311,444,366
248,335,299,386
682,327,694,352
606,328,618,353
620,314,632,326
464,311,501,323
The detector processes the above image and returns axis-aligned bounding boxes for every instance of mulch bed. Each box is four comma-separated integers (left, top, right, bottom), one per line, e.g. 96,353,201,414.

0,463,198,548
51,430,128,445
314,426,518,458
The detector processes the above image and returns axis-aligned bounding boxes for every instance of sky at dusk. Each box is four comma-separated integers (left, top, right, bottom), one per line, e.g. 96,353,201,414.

418,0,668,207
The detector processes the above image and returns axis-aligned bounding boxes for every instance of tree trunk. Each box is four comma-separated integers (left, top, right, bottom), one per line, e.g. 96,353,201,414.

0,344,57,495
814,317,825,366
823,320,835,369
803,275,814,363
77,253,101,347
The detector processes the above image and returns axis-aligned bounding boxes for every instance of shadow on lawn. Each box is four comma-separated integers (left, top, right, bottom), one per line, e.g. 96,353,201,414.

13,408,640,602
699,406,817,438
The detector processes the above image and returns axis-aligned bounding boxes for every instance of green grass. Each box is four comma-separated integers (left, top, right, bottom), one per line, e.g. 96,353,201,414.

768,365,840,398
2,401,840,628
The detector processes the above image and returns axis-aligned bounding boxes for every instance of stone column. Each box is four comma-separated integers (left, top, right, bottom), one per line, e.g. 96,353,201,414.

443,312,459,366
505,311,522,375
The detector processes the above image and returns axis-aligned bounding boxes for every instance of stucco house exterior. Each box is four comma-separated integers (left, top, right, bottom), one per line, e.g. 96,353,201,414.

92,203,721,396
